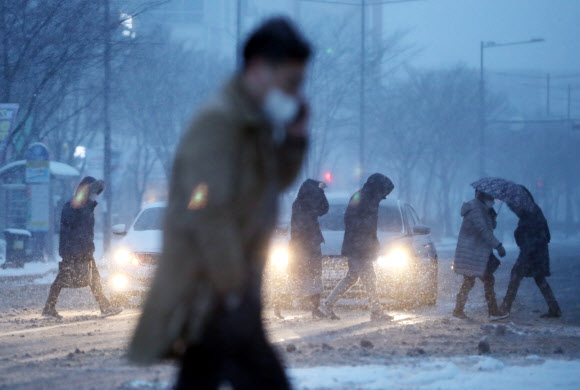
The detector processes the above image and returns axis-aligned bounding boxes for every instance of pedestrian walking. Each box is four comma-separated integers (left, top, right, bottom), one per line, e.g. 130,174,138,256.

128,17,311,390
42,176,123,319
452,190,508,320
275,179,329,319
318,173,394,321
500,186,562,318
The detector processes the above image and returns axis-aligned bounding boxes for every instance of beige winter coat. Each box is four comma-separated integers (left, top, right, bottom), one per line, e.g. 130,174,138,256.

453,199,501,278
128,76,306,364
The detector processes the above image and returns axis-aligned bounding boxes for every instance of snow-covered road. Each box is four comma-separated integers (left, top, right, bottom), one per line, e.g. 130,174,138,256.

1,241,579,389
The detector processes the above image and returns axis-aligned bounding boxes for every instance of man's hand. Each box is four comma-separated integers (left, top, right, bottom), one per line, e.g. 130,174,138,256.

496,244,506,258
285,100,309,138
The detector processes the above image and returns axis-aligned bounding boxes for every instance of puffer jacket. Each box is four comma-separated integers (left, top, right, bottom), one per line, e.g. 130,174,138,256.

453,198,501,278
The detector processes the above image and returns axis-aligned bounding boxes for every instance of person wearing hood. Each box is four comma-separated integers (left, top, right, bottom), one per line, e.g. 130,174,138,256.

276,179,329,319
42,176,123,319
319,173,394,321
500,186,561,318
452,190,507,320
128,18,310,390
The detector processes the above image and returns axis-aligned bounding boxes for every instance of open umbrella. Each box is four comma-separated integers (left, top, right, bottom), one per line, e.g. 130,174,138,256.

471,177,535,215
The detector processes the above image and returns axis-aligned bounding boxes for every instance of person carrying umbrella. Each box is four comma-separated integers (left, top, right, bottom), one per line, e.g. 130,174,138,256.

275,179,329,319
452,189,508,320
500,186,562,318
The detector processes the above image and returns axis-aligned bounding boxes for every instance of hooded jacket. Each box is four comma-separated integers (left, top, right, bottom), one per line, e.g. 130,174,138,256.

287,179,329,276
453,198,501,278
341,173,394,260
289,179,329,253
513,204,551,278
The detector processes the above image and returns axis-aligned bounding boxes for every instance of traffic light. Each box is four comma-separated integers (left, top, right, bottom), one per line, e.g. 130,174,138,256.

324,172,332,183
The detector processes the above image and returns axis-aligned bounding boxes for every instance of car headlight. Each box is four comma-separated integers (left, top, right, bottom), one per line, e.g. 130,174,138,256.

270,247,289,269
112,274,128,289
114,249,139,266
377,248,409,269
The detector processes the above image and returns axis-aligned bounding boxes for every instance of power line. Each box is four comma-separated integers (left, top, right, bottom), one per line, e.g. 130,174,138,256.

490,71,580,80
299,0,422,6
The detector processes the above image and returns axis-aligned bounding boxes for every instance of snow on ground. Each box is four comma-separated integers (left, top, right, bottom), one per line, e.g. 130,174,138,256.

0,261,56,277
118,357,580,390
289,357,580,390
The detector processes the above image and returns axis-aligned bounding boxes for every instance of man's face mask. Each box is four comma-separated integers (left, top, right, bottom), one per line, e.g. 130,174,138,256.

263,87,299,126
90,192,99,202
484,199,495,208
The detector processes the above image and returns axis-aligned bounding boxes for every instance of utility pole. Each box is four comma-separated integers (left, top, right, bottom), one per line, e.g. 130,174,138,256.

567,84,571,120
103,0,112,254
479,41,485,177
546,73,551,117
236,0,242,68
359,0,366,186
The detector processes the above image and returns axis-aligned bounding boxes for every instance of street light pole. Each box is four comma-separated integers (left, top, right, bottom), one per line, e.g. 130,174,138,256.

359,0,366,186
103,0,112,254
478,38,544,177
479,41,485,177
236,0,242,68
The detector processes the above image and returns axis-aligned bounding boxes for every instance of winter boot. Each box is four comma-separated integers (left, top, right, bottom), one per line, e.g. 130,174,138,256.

318,303,340,320
370,310,393,322
101,306,123,318
273,303,284,320
488,312,510,321
540,307,562,318
312,307,328,319
452,309,468,320
42,306,63,320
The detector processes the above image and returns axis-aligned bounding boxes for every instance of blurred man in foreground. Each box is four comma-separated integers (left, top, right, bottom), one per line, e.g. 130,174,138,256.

129,17,311,390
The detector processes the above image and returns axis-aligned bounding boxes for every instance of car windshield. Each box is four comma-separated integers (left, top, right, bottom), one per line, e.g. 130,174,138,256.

319,204,403,233
133,207,164,231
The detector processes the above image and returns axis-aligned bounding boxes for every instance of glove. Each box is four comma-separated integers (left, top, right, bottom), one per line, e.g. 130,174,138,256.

496,244,506,258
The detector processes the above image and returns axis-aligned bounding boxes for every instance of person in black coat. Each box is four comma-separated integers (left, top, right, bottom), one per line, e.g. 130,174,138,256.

500,186,562,318
277,179,329,319
42,177,123,319
319,173,394,321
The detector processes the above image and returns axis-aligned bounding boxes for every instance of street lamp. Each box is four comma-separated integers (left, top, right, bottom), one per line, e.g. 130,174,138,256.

478,38,545,177
299,0,422,185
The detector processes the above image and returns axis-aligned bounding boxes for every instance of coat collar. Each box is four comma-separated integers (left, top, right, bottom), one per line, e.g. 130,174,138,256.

223,75,271,130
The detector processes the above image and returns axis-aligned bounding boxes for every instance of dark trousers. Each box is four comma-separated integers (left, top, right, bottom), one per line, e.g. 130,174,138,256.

455,272,499,316
325,258,381,313
175,287,290,390
44,257,110,312
501,267,560,314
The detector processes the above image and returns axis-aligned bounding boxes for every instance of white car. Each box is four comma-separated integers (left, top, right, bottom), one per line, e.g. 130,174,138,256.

106,202,165,305
264,194,439,307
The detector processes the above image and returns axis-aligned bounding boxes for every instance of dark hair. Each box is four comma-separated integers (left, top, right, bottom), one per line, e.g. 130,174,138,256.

243,17,312,68
475,190,494,202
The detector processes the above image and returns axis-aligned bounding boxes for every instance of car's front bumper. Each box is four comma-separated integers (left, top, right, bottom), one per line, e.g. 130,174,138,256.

107,263,156,297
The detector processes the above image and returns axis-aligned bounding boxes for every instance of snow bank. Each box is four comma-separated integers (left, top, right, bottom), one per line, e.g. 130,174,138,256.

0,261,56,277
289,357,580,390
3,229,31,236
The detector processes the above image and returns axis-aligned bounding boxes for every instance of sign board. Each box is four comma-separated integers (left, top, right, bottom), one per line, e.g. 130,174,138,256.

27,183,50,232
0,103,19,149
25,143,50,183
85,148,126,186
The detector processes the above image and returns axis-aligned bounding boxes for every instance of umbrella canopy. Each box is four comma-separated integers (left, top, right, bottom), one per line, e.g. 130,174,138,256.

471,177,535,215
